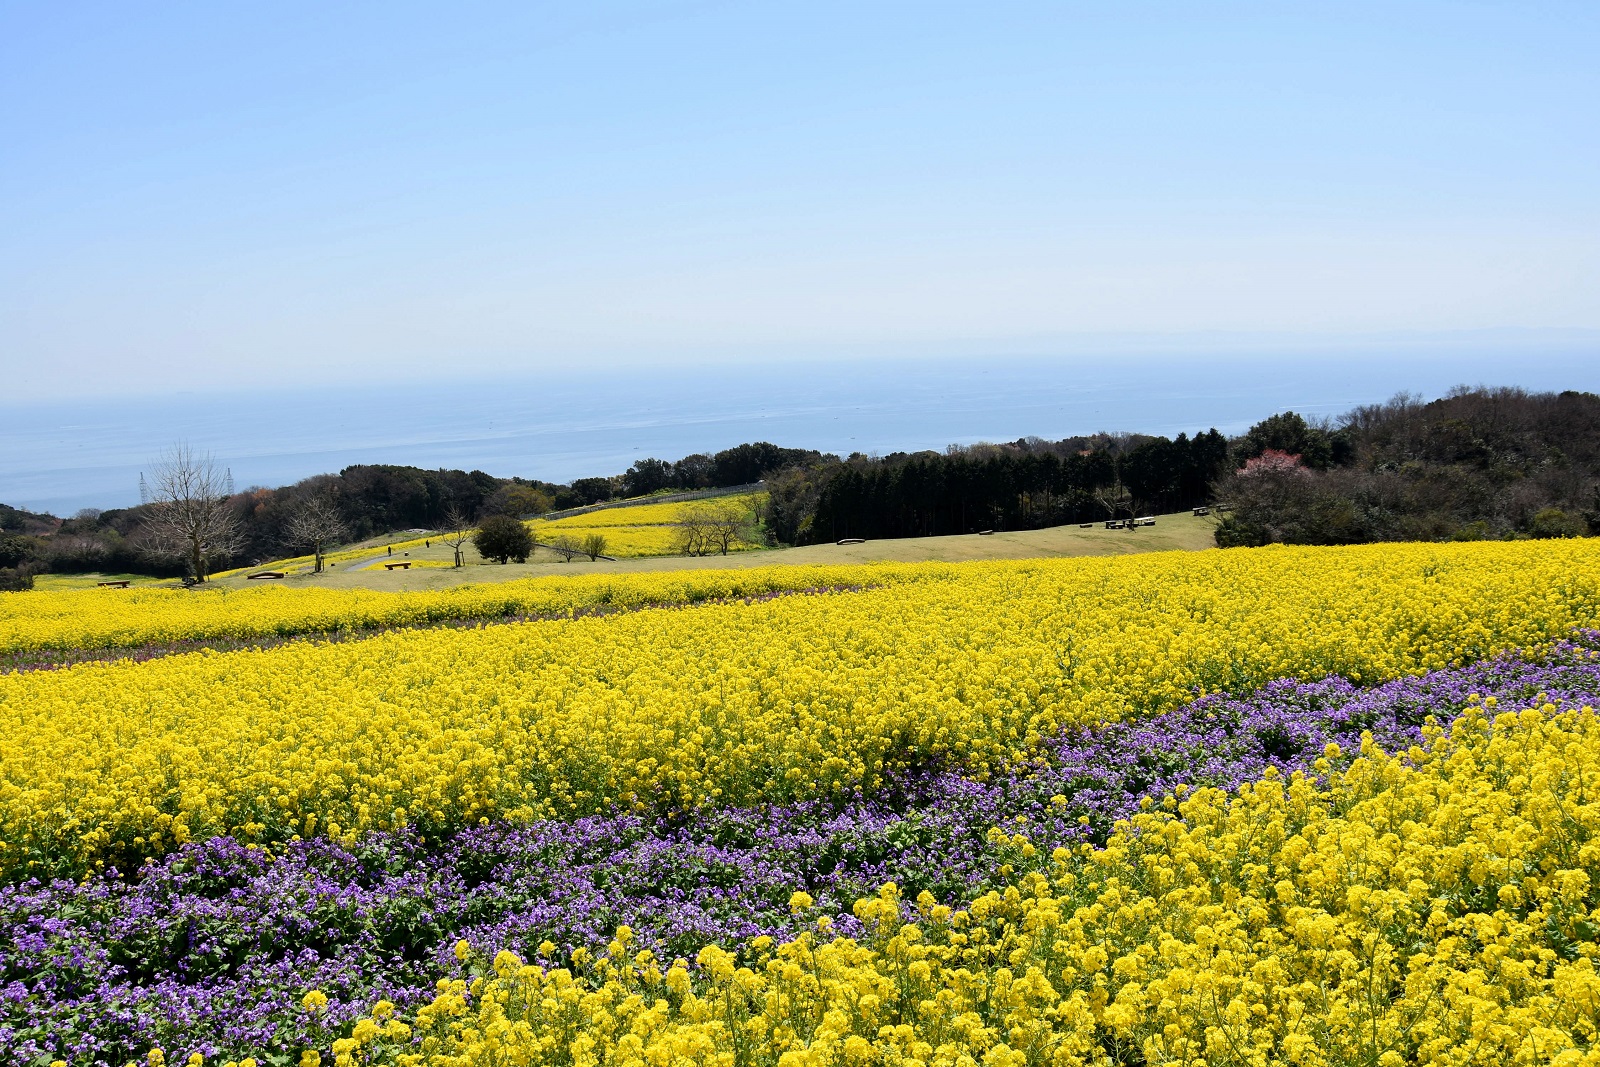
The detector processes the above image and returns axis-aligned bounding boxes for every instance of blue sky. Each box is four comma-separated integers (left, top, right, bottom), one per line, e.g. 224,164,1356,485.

2,1,1597,400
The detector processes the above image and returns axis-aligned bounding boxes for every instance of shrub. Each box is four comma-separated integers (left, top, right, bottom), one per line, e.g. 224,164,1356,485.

0,566,35,592
0,535,41,569
1212,515,1267,548
1528,507,1588,539
1212,461,1365,547
473,515,534,564
1449,519,1494,541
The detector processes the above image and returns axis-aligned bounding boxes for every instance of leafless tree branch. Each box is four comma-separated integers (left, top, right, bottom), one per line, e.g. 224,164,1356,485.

284,496,348,573
140,444,242,583
440,506,475,567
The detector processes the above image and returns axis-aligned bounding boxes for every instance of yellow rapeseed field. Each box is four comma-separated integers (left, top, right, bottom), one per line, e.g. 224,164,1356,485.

349,702,1600,1067
1,541,1597,880
212,495,771,575
537,493,766,529
0,562,906,655
531,493,767,557
528,523,693,558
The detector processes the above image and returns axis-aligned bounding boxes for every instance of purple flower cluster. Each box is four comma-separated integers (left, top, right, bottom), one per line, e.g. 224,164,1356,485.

5,635,1599,1062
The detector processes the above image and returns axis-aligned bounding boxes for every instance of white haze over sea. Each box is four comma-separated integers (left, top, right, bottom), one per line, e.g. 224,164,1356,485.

4,347,1598,516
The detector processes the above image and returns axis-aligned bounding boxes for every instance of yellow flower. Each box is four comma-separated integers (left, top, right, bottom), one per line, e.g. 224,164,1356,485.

328,699,1600,1067
5,542,1597,881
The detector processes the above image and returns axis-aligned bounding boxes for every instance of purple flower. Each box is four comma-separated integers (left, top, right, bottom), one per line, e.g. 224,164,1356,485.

4,632,1598,1061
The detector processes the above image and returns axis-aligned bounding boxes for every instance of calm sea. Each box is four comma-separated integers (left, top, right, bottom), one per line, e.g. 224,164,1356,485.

3,350,1597,515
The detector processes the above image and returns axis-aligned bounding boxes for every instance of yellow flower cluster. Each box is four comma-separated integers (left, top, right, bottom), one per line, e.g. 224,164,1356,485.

526,524,695,558
538,494,766,530
530,493,767,557
356,702,1600,1067
0,561,922,654
221,495,771,574
2,541,1596,878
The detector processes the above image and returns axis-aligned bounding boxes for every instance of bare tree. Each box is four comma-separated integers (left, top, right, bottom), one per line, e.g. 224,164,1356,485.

284,496,348,573
673,507,716,556
671,502,755,556
440,506,474,568
140,444,242,583
1093,479,1136,525
703,501,756,555
547,534,583,562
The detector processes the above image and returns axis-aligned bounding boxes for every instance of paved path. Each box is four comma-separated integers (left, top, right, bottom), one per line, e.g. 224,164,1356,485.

348,552,408,572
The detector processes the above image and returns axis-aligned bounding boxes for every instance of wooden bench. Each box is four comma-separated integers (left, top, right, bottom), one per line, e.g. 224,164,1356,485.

96,579,131,588
247,571,286,580
384,561,413,570
836,538,866,546
978,529,995,536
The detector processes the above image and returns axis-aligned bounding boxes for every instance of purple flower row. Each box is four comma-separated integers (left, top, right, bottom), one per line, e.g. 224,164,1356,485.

5,634,1599,1062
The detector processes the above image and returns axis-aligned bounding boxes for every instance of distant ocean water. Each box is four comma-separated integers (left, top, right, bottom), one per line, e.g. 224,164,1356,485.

3,351,1597,515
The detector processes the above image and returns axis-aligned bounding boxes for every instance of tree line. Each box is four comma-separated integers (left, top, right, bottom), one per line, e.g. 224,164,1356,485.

616,442,834,497
760,388,1599,547
2,462,543,586
0,441,826,585
1213,387,1600,546
3,385,1595,590
771,431,1229,544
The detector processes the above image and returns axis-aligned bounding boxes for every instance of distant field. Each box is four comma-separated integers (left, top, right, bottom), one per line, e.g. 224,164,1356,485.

198,493,770,586
527,491,766,557
535,493,765,529
206,510,1217,591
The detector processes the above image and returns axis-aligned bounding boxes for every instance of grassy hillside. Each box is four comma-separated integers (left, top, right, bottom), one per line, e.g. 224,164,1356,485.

204,510,1216,591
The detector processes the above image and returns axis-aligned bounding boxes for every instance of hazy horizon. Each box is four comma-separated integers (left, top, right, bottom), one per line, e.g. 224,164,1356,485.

5,346,1597,516
4,5,1595,512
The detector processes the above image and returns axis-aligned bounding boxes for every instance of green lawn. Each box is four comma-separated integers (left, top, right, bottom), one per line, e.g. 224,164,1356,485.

206,510,1219,592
